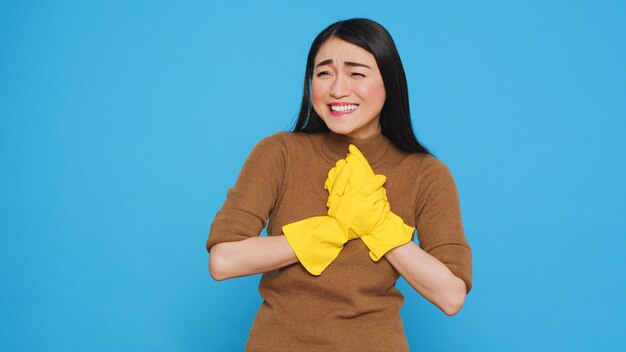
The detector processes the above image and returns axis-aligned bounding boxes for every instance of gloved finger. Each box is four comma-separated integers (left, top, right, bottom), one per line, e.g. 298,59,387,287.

366,196,389,231
373,196,387,206
348,144,375,176
369,192,389,218
357,174,387,195
324,159,347,191
370,189,390,207
326,159,346,187
329,161,351,199
373,194,391,216
327,193,339,209
368,187,387,202
326,163,351,208
377,198,391,221
346,158,370,187
345,147,375,189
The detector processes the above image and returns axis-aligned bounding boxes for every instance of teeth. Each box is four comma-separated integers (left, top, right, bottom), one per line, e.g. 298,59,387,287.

330,104,358,112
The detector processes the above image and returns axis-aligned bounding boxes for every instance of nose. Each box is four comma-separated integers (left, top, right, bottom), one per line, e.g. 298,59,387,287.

330,75,350,98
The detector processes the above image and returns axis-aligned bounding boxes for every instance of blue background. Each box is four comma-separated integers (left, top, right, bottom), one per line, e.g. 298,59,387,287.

2,1,625,351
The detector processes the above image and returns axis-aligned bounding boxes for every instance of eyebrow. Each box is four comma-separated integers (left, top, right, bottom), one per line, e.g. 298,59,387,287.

315,59,372,69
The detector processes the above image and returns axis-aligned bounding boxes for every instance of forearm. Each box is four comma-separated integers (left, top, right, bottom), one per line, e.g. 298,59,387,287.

209,235,298,281
384,241,467,316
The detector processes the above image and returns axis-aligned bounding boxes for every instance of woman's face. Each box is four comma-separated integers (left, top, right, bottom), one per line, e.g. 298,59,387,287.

311,37,386,139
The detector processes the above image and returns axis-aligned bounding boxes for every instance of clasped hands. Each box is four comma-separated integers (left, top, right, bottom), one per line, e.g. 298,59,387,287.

282,145,414,276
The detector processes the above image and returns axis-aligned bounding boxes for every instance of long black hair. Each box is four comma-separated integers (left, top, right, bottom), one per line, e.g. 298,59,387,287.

291,18,432,155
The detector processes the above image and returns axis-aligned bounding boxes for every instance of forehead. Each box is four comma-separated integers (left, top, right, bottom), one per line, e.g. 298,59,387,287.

314,37,377,66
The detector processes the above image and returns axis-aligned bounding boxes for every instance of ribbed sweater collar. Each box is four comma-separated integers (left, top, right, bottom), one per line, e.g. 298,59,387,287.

321,131,391,166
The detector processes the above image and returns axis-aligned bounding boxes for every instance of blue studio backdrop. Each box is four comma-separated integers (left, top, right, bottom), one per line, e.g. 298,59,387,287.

1,1,625,351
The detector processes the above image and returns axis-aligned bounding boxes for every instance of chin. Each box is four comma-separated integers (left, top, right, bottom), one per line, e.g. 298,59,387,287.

326,124,355,136
320,118,351,133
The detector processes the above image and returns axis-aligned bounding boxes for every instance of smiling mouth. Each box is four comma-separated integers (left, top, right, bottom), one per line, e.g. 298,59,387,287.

328,104,359,114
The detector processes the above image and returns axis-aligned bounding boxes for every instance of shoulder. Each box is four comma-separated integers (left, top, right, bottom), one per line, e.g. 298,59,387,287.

258,131,326,155
419,154,454,178
246,131,324,167
246,132,292,161
413,154,460,207
240,132,292,172
254,131,289,148
275,131,323,144
389,147,453,179
255,131,318,148
400,153,458,201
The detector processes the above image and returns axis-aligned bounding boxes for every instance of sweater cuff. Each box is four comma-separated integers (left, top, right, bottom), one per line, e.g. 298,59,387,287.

426,243,473,293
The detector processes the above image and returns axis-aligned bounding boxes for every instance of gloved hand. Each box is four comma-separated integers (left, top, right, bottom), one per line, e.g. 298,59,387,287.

281,214,345,276
325,158,388,240
325,144,415,262
282,157,388,275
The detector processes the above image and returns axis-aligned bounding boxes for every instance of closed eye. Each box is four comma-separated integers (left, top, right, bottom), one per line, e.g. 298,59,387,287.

350,72,366,77
316,71,331,77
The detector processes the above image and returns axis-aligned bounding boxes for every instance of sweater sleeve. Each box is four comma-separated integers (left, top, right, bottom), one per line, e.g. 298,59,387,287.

414,155,473,293
206,133,288,253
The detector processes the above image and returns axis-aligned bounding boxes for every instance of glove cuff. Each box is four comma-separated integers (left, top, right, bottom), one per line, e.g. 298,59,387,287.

282,216,345,275
361,212,414,262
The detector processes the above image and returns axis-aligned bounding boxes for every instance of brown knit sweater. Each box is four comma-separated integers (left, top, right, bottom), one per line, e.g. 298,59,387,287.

206,131,472,351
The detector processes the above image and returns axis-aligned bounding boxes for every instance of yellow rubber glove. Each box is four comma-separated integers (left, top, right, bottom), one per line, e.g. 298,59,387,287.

326,159,388,240
282,158,387,275
325,144,415,262
282,215,345,276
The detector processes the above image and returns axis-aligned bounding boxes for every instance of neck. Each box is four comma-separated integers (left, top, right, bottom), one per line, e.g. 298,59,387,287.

322,130,390,166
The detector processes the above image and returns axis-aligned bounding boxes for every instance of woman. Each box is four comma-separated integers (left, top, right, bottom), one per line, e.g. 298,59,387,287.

206,18,472,351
